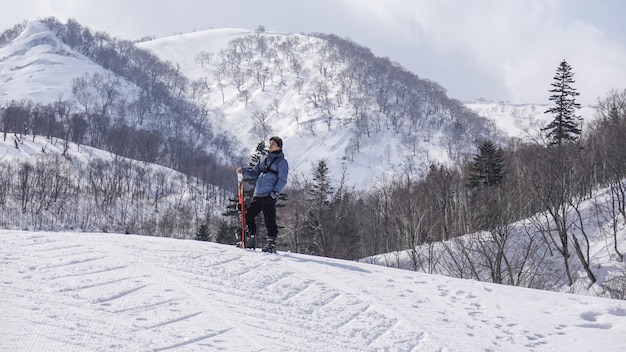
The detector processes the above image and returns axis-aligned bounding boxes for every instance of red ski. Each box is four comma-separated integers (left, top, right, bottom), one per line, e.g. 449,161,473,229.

236,173,255,249
237,173,246,248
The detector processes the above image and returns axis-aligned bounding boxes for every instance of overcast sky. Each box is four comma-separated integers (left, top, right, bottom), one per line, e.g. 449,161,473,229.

3,0,626,105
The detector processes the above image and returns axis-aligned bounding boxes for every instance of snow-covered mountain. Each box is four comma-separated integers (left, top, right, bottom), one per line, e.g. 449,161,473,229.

2,229,625,351
1,20,507,190
136,28,497,188
1,20,604,191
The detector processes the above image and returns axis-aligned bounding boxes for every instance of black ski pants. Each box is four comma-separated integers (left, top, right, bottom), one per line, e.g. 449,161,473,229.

245,196,278,239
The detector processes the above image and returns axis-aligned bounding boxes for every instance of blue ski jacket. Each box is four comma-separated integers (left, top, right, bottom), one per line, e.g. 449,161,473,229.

242,151,288,199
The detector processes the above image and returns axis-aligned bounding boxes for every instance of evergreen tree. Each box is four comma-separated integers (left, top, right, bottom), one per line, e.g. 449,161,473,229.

467,140,505,189
222,141,267,224
326,174,360,260
195,223,210,241
542,60,582,147
249,141,267,168
310,159,333,204
537,60,583,284
304,159,334,256
466,141,507,232
215,221,236,244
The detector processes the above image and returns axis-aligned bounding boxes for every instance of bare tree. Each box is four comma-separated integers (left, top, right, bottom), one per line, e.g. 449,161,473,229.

251,109,272,141
195,51,213,68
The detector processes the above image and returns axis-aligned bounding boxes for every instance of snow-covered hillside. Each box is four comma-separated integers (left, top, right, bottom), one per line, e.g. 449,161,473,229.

138,29,412,188
0,21,451,189
0,135,224,236
2,230,625,351
138,30,601,188
365,177,626,299
137,29,498,188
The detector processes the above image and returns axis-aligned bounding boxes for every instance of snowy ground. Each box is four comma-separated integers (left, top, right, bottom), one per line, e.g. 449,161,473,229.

2,230,625,351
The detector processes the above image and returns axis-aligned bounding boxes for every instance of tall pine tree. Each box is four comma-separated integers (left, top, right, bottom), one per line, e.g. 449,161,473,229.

467,140,506,231
304,159,334,256
538,60,584,285
195,223,210,241
467,140,505,189
542,59,582,147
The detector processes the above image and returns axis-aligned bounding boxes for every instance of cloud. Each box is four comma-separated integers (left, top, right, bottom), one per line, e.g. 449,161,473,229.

339,0,626,104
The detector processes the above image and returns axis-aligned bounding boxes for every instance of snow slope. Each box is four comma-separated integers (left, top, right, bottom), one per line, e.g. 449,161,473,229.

2,230,625,351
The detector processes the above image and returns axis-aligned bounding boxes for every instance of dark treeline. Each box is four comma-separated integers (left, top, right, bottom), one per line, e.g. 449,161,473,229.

0,97,233,189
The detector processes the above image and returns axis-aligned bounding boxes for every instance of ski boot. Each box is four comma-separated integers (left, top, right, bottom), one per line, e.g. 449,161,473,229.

262,238,277,253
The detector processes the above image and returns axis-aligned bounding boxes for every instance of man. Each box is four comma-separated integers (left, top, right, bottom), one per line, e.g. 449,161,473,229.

236,136,289,253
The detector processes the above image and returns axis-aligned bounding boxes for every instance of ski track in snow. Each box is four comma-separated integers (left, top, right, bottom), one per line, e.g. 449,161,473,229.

2,230,626,351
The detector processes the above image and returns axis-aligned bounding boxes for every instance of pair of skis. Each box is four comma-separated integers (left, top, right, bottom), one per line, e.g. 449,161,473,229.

236,172,277,253
236,172,255,249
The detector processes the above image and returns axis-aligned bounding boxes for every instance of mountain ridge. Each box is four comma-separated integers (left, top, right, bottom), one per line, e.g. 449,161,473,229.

1,19,509,189
137,26,504,188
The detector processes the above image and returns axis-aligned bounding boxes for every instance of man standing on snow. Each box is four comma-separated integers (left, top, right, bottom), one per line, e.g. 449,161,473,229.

236,136,289,253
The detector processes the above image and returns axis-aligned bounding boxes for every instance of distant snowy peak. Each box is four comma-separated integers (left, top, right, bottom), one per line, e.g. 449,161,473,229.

0,20,105,104
14,21,63,51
